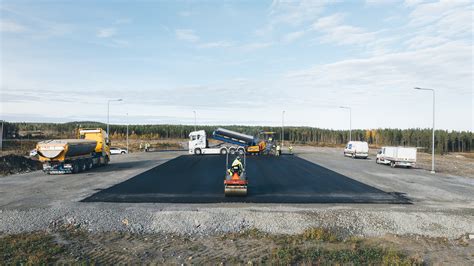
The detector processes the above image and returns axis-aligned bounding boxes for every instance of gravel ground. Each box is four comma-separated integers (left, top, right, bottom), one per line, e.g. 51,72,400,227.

0,204,473,239
0,148,473,240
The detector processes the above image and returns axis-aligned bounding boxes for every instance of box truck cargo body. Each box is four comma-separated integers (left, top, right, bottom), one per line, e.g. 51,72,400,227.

376,146,417,168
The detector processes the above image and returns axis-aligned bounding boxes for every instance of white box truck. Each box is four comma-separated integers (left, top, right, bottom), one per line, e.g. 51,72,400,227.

376,146,417,168
343,141,369,159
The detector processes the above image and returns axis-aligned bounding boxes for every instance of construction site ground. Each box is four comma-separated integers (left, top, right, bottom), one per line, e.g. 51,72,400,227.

0,147,473,264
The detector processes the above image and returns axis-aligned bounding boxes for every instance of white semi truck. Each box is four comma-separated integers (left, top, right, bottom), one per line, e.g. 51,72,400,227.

376,146,417,168
188,129,246,155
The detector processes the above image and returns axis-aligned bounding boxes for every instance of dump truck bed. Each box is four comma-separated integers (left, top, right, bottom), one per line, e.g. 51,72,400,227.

37,139,97,160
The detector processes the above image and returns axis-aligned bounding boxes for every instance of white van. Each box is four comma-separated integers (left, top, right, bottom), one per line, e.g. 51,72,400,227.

344,141,369,159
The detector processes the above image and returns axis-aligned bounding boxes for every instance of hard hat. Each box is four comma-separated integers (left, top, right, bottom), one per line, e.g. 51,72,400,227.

236,156,241,160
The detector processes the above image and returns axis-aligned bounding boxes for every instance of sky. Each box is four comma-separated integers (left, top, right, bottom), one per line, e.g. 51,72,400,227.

0,0,473,131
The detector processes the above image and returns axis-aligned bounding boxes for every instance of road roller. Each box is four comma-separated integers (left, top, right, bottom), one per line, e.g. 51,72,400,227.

224,153,248,196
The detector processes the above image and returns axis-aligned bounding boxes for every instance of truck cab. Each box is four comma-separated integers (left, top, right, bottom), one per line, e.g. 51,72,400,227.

189,130,207,154
79,128,110,158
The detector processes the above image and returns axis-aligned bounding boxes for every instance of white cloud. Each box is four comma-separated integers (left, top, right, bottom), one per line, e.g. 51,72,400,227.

283,30,305,43
241,42,273,51
283,41,472,130
365,0,395,6
175,29,199,42
0,19,26,32
312,13,345,30
255,0,328,36
198,41,234,48
403,0,427,7
402,1,472,51
269,0,327,26
408,0,471,27
404,35,448,50
97,27,116,38
312,14,376,46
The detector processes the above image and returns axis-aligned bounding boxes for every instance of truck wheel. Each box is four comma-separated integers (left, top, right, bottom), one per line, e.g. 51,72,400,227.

376,158,379,164
229,148,236,155
121,151,126,154
220,148,227,155
79,160,86,172
72,163,79,173
194,148,202,155
85,159,92,170
390,161,396,168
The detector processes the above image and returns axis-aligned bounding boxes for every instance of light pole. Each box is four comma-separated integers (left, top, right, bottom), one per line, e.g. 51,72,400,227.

0,121,3,151
126,112,129,153
193,111,197,131
281,110,285,146
339,106,352,141
107,99,123,136
414,87,435,174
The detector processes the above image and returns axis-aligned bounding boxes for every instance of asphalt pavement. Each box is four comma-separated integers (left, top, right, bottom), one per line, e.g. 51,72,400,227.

83,155,408,203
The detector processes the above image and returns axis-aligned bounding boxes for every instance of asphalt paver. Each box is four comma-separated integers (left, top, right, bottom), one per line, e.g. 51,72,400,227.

83,155,408,203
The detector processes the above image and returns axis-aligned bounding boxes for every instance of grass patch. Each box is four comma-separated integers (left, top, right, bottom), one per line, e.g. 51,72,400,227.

271,245,419,265
301,227,339,242
0,232,65,265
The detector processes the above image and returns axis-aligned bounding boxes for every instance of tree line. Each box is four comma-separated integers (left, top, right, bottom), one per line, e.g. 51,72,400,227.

2,122,472,154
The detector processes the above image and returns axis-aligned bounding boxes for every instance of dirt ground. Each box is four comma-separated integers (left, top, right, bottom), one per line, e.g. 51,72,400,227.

416,152,474,177
0,154,42,176
110,139,186,153
2,227,472,265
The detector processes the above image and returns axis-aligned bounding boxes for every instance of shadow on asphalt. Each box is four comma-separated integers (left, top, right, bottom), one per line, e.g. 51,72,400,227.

82,155,411,204
86,160,157,173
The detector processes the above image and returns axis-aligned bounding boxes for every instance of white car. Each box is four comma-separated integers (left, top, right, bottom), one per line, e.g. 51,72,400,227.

110,147,128,155
344,141,369,159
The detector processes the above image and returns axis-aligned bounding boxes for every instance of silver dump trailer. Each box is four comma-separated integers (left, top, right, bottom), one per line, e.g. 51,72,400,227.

37,139,100,174
212,128,256,146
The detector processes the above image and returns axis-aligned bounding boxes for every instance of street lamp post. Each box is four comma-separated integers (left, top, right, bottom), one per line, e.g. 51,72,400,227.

107,99,123,136
339,106,352,141
193,111,197,131
414,87,435,174
281,110,285,146
126,113,129,153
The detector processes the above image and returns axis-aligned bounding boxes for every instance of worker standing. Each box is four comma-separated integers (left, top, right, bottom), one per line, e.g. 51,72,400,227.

276,145,281,156
139,142,143,152
289,145,293,155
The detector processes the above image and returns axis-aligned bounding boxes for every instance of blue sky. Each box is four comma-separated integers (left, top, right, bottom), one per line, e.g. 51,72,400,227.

1,0,472,131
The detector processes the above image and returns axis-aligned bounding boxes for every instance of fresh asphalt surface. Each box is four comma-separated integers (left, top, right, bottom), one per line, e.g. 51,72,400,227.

84,154,408,204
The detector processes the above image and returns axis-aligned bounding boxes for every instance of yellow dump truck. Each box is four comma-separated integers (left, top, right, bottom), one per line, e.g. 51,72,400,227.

36,128,111,174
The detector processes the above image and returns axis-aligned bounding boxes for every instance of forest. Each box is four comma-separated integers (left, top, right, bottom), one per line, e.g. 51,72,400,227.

1,121,472,153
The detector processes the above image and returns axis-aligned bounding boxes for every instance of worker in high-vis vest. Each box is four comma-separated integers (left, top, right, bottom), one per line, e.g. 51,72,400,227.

228,156,243,176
